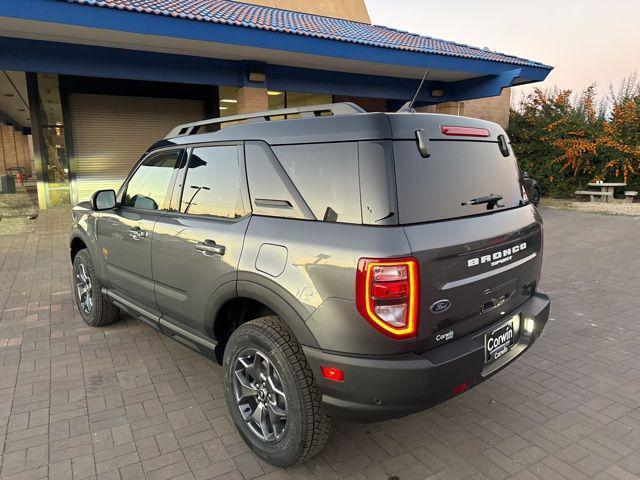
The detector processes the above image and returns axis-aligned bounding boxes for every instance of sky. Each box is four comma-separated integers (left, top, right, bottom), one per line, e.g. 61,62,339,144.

365,0,640,104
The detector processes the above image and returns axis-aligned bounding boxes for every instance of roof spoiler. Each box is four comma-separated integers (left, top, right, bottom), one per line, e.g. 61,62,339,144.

165,102,365,139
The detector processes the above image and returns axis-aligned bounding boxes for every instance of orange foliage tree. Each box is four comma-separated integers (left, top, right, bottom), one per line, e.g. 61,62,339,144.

509,75,640,197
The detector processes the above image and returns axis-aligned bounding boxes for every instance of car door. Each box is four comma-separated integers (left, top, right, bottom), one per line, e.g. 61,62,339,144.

97,148,184,314
152,144,251,339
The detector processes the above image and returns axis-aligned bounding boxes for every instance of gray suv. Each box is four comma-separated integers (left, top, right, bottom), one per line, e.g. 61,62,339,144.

70,103,550,466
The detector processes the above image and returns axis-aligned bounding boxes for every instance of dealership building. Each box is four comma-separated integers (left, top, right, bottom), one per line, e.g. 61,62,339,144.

0,0,551,209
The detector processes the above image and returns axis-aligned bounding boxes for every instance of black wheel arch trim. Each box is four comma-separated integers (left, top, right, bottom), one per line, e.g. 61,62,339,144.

69,231,104,278
236,280,320,349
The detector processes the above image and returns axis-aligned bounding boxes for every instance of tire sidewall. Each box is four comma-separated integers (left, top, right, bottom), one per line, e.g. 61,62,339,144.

223,324,306,466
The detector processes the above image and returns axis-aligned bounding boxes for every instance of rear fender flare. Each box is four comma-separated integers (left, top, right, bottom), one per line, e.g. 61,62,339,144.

236,280,320,349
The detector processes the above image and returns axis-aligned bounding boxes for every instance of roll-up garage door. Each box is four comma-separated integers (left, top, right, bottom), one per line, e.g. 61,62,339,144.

68,93,205,204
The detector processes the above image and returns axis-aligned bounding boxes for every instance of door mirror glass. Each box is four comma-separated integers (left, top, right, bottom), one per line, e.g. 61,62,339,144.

91,189,117,211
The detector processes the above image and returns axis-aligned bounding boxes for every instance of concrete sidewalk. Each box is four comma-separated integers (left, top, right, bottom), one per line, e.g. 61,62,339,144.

0,208,639,480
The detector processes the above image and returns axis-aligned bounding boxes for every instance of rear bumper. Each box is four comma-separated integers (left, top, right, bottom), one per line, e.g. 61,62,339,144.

304,292,550,422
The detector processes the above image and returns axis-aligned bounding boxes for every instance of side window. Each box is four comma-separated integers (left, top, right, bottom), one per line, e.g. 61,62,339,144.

180,146,246,219
245,142,308,220
123,150,181,211
272,143,361,224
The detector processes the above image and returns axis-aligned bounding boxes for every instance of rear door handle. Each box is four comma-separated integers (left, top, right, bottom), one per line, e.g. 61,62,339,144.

195,240,226,256
127,227,146,240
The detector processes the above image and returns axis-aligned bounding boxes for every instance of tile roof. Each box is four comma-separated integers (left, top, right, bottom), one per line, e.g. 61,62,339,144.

59,0,550,69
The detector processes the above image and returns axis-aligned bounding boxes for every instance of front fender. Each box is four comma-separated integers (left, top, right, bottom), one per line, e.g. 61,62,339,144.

69,200,104,272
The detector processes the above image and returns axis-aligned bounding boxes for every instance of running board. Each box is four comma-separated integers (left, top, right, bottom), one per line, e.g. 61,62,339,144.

103,289,217,359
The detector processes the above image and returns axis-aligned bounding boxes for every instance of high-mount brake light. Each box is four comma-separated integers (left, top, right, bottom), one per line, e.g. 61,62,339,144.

441,125,490,137
356,258,419,338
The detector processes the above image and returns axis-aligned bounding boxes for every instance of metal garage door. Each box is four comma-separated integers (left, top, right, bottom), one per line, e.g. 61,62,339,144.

68,93,205,204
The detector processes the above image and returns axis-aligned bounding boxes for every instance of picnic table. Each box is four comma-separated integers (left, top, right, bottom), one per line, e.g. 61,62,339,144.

576,182,627,202
587,182,626,203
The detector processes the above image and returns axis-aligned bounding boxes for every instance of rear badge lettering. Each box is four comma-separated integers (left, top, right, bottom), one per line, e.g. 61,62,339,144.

468,242,527,268
430,299,451,314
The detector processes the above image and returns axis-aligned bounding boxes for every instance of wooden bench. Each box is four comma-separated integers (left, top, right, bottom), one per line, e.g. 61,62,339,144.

575,190,614,202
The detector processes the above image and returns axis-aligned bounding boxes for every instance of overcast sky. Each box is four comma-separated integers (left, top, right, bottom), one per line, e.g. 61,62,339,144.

365,0,640,103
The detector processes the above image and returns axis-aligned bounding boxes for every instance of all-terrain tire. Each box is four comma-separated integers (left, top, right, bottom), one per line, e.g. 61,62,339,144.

223,315,333,467
72,249,119,327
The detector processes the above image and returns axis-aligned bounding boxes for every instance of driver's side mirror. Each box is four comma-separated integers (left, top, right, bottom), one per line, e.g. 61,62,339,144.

523,171,530,178
91,189,117,211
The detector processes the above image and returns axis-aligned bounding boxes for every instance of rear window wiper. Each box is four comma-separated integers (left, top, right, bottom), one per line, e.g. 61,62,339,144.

462,194,504,210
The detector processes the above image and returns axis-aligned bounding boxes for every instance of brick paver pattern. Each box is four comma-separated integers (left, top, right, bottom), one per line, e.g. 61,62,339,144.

0,208,639,480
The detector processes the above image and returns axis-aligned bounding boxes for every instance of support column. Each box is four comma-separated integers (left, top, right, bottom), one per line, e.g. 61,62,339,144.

237,86,268,115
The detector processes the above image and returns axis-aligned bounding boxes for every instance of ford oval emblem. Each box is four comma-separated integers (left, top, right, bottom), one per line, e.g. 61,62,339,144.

430,299,451,314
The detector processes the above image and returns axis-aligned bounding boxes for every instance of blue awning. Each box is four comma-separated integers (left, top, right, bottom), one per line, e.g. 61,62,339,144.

0,0,552,104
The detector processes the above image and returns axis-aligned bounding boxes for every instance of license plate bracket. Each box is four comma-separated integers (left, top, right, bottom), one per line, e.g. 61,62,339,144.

484,318,517,364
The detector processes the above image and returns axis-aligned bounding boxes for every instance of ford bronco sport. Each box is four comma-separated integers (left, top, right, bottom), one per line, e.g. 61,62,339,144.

70,103,550,467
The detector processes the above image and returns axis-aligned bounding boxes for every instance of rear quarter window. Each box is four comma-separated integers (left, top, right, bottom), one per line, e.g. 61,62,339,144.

272,142,361,224
394,140,524,224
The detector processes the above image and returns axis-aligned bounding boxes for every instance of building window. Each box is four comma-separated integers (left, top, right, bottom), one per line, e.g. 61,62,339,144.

268,91,332,113
30,73,70,207
218,86,239,118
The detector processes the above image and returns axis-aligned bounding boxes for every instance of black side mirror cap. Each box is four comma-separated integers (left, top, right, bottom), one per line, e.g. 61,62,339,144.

91,189,117,211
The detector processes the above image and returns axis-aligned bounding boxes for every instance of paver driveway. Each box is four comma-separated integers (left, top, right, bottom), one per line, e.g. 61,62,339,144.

0,208,639,480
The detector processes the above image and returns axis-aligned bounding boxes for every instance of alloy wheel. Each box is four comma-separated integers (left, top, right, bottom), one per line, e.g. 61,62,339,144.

75,263,93,315
233,348,288,442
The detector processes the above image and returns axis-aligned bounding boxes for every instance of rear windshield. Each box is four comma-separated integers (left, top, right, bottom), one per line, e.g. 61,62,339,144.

394,140,524,224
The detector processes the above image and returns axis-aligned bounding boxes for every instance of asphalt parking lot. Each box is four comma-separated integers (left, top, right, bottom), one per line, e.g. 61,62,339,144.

0,207,639,480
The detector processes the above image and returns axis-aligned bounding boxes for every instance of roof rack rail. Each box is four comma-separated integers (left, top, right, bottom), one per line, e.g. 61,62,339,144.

165,102,365,138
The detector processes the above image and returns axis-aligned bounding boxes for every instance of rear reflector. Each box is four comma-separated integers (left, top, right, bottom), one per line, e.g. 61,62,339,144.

452,382,470,396
356,257,419,339
441,125,490,137
320,366,344,382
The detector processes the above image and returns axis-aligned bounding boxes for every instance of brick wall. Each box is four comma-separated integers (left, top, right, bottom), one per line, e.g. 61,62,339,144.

0,126,31,177
237,87,269,115
333,96,388,112
14,131,32,176
0,127,4,176
239,0,370,23
22,135,32,176
462,88,511,129
417,89,511,129
1,125,18,172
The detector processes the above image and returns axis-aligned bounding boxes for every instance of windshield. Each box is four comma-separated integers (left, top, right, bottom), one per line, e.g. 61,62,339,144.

394,140,524,224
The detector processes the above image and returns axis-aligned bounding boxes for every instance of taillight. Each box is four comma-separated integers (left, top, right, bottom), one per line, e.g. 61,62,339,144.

356,258,419,339
441,125,490,137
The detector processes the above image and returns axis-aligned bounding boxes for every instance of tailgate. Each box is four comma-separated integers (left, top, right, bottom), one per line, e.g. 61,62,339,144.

403,206,543,353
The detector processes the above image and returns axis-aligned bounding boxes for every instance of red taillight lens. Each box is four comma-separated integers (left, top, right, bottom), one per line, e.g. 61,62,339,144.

441,125,490,137
320,366,344,382
356,258,419,338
